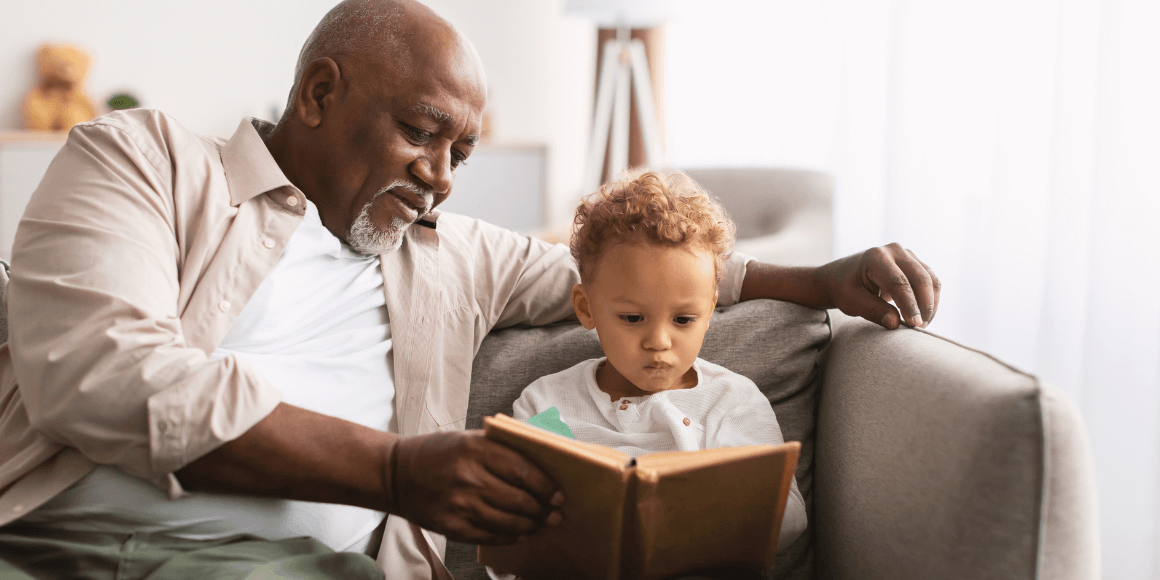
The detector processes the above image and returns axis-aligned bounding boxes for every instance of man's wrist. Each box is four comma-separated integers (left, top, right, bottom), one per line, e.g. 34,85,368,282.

382,434,402,515
741,261,833,309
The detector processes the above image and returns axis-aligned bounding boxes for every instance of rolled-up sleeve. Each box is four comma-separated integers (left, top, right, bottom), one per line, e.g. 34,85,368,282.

7,122,281,492
718,251,756,307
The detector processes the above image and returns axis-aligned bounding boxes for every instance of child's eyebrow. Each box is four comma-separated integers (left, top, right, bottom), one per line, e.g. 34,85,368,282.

606,295,707,311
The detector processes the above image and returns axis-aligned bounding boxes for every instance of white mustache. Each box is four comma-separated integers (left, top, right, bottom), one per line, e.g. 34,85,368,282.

378,181,434,215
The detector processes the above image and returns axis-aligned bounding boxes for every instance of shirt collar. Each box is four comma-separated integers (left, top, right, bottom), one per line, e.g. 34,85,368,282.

220,118,297,207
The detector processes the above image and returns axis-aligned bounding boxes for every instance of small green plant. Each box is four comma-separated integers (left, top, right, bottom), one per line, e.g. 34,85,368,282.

107,93,139,110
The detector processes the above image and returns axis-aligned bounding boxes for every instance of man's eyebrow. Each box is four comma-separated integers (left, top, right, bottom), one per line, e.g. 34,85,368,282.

403,104,481,145
405,103,453,123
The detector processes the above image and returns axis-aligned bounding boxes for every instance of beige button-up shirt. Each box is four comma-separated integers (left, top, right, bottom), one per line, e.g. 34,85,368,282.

0,109,751,577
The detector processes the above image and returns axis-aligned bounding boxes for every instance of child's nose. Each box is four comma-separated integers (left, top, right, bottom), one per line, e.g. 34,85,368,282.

642,324,671,351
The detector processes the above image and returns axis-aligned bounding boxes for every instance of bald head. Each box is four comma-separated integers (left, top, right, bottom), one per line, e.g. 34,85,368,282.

285,0,485,116
266,0,488,255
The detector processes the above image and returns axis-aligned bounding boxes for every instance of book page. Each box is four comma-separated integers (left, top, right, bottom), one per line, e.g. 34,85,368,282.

479,414,634,580
634,443,795,476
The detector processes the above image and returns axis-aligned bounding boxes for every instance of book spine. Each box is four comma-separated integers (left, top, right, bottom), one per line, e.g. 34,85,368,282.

621,467,660,579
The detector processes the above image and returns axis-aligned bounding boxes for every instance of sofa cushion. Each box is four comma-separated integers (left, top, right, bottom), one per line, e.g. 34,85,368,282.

445,299,831,580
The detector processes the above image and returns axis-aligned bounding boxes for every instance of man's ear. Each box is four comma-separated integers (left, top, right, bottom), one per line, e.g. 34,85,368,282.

572,284,596,330
294,57,343,129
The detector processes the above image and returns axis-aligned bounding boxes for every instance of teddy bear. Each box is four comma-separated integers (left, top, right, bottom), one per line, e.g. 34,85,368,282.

22,43,97,132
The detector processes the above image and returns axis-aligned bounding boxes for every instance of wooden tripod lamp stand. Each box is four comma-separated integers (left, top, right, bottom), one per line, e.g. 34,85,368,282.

565,0,673,194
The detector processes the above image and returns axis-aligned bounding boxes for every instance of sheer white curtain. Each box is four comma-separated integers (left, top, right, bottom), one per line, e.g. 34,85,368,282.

665,0,1160,577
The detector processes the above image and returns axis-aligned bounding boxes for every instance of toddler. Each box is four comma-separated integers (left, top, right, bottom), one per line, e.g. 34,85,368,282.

512,169,807,551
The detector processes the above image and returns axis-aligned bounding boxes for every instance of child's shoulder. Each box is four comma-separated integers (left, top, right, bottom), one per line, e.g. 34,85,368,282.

519,357,603,395
693,357,758,389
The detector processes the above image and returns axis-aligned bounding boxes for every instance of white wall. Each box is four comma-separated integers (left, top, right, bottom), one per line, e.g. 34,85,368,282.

0,0,594,228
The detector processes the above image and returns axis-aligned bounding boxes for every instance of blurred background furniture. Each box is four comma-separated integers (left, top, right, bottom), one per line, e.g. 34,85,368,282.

0,132,66,261
683,167,833,267
436,143,548,234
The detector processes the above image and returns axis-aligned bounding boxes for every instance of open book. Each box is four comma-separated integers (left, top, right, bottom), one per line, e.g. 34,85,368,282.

478,414,800,580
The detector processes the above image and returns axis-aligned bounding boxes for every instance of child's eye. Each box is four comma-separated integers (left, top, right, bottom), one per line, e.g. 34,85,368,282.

674,316,696,325
619,314,643,323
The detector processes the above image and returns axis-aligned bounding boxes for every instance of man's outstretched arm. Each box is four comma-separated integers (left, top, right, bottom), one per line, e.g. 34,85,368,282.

739,243,941,329
176,402,564,546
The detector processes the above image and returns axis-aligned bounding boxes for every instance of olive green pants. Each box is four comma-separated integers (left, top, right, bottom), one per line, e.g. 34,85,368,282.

0,524,384,580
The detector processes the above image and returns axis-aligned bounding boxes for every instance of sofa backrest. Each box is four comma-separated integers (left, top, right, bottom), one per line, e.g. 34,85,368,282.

815,319,1100,580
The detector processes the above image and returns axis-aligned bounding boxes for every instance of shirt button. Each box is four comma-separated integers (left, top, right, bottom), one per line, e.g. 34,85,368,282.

11,504,24,514
262,238,275,249
286,195,299,207
620,404,629,411
621,400,629,404
218,300,232,313
683,417,691,426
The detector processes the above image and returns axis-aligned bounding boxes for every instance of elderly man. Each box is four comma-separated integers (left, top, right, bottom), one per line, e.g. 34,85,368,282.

0,1,939,578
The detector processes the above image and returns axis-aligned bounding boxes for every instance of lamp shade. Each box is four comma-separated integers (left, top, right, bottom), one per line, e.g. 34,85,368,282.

562,0,676,27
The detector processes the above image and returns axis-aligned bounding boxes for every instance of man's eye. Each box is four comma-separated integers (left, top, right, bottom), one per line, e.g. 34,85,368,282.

451,153,468,169
674,316,696,325
619,314,643,323
403,124,431,143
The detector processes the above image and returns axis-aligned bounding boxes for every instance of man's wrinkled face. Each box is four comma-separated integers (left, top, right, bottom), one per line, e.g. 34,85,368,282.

327,32,485,255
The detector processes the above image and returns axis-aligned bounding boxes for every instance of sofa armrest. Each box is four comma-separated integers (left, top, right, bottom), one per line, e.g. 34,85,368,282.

813,319,1099,580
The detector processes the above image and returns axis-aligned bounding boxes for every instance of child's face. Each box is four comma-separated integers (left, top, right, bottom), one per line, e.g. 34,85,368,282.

573,242,718,397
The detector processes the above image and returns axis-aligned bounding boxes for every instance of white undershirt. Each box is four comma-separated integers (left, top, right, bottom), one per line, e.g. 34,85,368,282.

26,200,397,553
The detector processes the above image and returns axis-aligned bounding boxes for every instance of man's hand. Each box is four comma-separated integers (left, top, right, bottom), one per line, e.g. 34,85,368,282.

814,243,940,329
740,243,940,329
390,430,564,545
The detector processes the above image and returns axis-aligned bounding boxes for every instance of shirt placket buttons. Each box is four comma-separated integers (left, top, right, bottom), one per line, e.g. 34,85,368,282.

286,195,299,207
619,399,629,411
683,417,691,426
262,238,275,249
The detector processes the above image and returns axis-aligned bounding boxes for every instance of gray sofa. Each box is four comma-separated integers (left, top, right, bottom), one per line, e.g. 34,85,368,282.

445,299,1101,580
0,260,1099,579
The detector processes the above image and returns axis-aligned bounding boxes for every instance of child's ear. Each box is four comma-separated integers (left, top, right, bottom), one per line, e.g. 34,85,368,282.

709,291,719,326
572,284,597,330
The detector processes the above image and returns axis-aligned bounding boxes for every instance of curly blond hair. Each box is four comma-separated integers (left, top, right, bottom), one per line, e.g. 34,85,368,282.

571,169,736,284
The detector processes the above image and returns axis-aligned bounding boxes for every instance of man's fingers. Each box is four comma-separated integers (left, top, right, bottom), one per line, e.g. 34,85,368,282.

842,282,903,329
892,249,935,327
469,495,544,538
866,250,922,328
909,250,941,325
475,468,555,523
481,441,562,509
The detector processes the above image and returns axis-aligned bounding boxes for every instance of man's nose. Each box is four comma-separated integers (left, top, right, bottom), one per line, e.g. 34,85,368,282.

412,149,453,197
642,324,671,351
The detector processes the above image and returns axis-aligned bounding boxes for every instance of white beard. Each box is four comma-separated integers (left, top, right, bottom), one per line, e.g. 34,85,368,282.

347,201,407,255
346,181,432,255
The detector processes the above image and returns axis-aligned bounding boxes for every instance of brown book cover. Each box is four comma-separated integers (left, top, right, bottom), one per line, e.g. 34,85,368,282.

478,414,800,580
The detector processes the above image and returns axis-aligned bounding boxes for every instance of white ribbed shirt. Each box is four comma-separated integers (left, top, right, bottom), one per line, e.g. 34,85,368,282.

512,357,808,550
